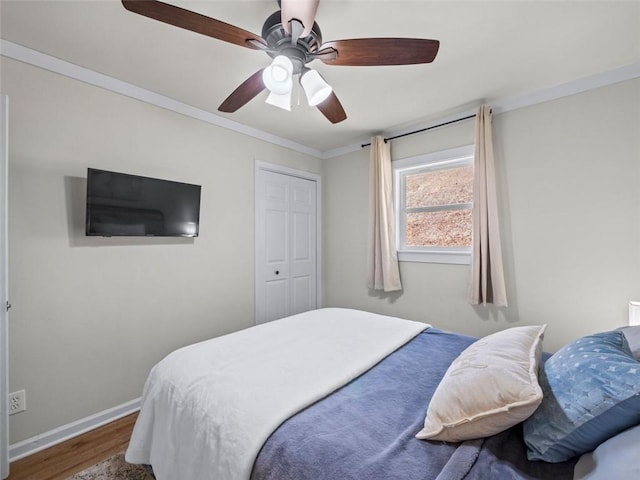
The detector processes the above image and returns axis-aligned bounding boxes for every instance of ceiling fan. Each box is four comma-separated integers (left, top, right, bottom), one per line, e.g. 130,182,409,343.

121,0,440,124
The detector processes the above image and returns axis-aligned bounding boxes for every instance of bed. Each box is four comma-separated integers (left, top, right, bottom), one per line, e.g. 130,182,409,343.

125,308,640,480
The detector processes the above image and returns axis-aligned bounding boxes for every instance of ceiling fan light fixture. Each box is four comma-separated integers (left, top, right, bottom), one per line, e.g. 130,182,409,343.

265,89,292,111
262,55,294,95
300,69,332,106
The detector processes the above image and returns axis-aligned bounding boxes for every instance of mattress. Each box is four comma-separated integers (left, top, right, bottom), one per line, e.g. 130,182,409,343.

126,308,578,479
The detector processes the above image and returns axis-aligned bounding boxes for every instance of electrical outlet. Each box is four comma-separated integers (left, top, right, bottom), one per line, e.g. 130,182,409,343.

9,390,26,415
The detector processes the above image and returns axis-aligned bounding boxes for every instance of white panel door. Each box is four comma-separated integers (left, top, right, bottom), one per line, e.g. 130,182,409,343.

1,95,9,479
256,168,317,324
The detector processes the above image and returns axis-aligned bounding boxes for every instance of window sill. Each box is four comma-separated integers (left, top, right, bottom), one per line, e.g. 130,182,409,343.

398,249,471,265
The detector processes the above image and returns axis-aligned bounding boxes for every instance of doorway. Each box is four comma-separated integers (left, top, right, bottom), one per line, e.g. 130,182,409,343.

254,162,321,324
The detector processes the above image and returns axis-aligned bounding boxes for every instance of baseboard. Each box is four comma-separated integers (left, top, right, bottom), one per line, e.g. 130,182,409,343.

8,397,141,462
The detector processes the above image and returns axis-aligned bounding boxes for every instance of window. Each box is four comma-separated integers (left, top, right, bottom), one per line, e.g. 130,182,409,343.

394,145,473,264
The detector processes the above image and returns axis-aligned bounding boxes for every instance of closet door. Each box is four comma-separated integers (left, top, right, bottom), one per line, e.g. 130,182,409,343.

255,165,319,325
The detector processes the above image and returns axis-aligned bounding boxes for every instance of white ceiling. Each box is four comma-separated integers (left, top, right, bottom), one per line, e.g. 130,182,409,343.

1,0,639,152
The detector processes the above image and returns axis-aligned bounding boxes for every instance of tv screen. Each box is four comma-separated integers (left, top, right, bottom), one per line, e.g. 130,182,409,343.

85,168,201,237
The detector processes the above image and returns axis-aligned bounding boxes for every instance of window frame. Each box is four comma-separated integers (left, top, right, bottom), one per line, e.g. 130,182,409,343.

394,145,474,265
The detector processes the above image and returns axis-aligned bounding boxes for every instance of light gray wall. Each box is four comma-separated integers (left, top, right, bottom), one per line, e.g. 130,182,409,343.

324,78,640,353
2,58,322,443
3,54,639,446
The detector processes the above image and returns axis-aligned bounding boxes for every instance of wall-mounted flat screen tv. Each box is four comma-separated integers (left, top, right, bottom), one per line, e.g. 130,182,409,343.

85,168,201,237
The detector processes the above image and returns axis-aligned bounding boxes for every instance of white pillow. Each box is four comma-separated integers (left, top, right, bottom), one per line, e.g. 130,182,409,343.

573,423,640,479
416,325,546,442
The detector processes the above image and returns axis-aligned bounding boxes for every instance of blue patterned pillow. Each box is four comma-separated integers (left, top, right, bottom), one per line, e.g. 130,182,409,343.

523,330,640,462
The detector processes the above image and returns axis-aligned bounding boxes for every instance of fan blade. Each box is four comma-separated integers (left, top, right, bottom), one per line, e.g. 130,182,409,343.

121,0,266,50
320,38,439,66
280,0,319,38
316,92,347,124
218,69,266,113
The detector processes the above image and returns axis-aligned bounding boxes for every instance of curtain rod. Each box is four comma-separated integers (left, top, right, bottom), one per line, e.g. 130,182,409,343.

360,114,476,148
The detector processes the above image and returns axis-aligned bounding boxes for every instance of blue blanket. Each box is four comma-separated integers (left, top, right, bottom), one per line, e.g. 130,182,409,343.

251,329,577,480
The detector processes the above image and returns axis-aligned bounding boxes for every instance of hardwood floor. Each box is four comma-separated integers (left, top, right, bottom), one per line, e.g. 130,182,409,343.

7,412,138,480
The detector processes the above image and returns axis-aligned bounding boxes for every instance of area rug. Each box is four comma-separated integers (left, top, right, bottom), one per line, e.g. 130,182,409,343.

66,452,152,480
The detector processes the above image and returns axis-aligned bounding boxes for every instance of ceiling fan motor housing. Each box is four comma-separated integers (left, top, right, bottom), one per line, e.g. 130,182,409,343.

261,11,323,74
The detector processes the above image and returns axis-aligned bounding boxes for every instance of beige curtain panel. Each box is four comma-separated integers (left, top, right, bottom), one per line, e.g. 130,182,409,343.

469,106,508,306
367,136,402,292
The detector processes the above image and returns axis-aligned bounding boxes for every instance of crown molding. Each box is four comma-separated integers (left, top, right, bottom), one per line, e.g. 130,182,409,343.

492,62,640,115
2,39,639,161
324,62,640,159
0,40,324,159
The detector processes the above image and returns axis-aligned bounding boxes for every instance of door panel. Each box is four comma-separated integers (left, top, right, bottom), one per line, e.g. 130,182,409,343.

291,275,311,315
292,213,310,261
292,184,310,205
265,210,287,263
265,279,287,321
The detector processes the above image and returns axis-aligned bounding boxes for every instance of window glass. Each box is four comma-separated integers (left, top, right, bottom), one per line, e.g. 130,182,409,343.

405,165,473,209
394,145,474,264
406,209,472,247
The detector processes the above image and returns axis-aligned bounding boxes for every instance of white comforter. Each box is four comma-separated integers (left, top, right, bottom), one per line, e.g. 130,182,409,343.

125,308,429,480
